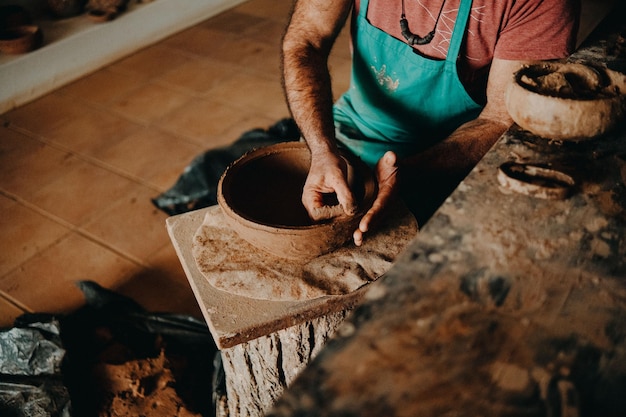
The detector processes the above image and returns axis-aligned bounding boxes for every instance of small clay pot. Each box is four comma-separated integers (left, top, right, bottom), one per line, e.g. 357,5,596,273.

86,0,127,21
0,5,31,29
217,142,377,261
0,25,43,54
87,8,118,22
47,0,86,18
505,62,626,141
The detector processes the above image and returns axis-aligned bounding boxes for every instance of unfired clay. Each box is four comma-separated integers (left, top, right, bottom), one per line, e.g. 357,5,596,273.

217,142,377,261
505,62,626,140
497,162,575,200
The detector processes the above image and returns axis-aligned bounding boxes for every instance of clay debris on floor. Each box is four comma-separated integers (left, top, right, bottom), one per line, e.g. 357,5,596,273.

0,281,220,417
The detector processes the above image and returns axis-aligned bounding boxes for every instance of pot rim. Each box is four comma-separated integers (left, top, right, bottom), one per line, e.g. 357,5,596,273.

511,62,626,104
217,141,377,232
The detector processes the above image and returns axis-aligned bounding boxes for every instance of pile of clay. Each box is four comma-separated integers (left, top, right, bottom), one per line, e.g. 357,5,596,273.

1,283,219,417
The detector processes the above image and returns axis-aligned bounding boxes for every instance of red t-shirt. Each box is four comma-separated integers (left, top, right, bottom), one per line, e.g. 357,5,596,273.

356,0,580,102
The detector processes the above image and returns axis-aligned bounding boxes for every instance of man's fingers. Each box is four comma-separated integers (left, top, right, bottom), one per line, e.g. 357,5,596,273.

352,206,376,247
309,203,346,221
352,151,399,245
303,186,355,221
302,157,357,219
335,185,357,216
353,228,364,247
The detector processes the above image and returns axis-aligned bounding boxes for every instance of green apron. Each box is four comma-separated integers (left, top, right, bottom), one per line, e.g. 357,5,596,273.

333,0,482,167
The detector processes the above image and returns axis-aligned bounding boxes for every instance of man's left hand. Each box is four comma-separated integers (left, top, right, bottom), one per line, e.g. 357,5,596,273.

353,151,399,246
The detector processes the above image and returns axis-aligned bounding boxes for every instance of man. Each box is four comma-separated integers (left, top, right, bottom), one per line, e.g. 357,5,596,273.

281,0,580,245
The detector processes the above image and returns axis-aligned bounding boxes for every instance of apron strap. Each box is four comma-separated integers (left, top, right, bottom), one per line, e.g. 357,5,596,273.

446,0,473,62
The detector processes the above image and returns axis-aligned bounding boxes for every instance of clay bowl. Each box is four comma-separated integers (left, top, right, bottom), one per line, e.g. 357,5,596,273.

0,5,32,28
0,25,42,54
47,0,85,18
87,8,119,22
217,142,377,261
505,62,626,141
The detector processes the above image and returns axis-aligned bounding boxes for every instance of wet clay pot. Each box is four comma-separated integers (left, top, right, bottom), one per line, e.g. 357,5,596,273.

0,25,43,54
0,5,31,28
47,0,86,18
86,0,128,21
217,142,377,261
505,62,626,141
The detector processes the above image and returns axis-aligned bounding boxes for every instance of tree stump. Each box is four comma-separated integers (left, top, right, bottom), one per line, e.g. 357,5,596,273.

217,310,350,417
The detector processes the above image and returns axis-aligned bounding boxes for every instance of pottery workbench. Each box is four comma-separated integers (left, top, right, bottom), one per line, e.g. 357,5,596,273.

263,14,626,417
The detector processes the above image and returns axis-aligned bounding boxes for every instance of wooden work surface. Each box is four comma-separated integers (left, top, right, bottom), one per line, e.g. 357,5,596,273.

166,207,364,349
166,203,416,350
265,13,626,417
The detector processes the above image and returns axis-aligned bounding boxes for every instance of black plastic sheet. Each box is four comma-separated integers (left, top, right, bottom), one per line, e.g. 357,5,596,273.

0,315,70,417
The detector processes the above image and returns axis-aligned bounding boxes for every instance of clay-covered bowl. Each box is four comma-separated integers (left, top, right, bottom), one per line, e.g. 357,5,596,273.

0,5,31,28
87,9,117,22
47,0,85,18
217,142,377,261
505,62,626,141
0,25,42,54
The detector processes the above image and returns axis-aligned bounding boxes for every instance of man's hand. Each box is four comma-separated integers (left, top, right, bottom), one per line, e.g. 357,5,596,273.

353,151,399,247
302,150,357,221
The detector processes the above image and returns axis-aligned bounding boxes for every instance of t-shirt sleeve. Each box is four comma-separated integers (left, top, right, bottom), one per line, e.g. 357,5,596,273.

494,0,580,61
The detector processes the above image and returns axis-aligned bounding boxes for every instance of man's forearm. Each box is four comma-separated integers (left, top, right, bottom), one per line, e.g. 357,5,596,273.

401,58,525,176
281,44,337,156
401,117,511,177
280,0,352,157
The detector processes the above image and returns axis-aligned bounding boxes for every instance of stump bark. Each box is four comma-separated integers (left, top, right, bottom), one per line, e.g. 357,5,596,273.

217,310,350,417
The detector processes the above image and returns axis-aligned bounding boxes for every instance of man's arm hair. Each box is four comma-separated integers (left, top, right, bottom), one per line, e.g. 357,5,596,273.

281,0,352,157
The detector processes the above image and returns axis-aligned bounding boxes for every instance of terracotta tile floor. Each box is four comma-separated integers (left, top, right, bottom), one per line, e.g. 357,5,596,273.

0,0,351,327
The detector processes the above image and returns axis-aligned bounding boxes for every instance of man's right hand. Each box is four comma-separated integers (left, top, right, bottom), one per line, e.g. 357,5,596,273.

302,150,357,222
